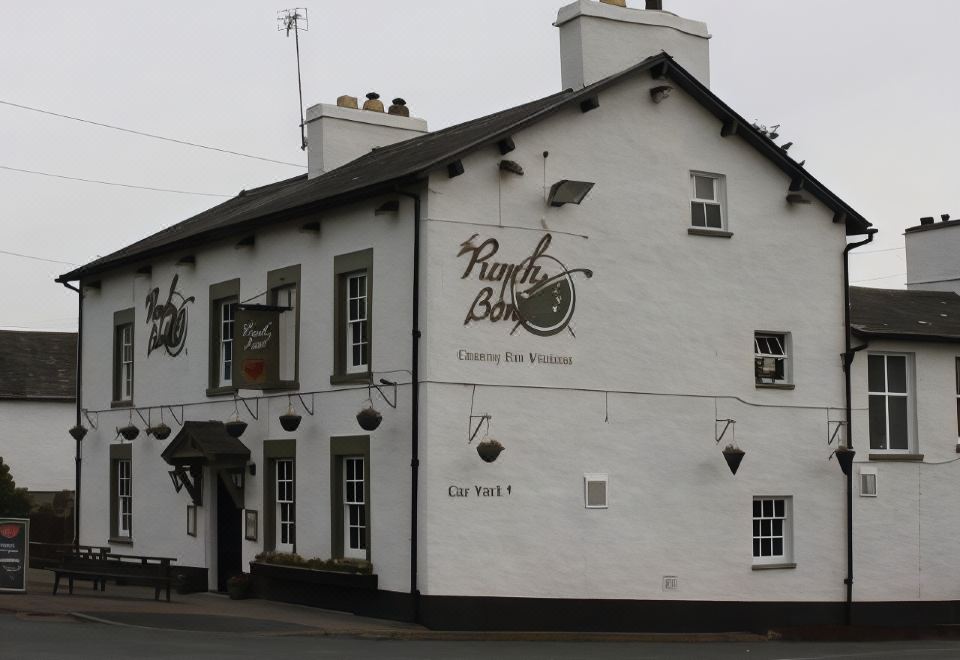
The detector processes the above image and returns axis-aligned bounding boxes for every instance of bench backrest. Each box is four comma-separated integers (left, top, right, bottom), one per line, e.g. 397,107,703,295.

60,553,173,578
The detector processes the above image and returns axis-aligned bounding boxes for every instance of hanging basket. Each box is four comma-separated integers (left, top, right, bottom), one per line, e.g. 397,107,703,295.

279,413,302,432
225,420,248,439
117,424,140,441
477,438,505,463
147,423,172,440
356,405,382,432
722,445,745,475
68,425,87,442
835,446,855,476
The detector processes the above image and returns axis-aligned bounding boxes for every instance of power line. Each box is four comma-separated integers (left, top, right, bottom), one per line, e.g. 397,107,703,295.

0,248,78,266
0,165,232,198
0,99,306,169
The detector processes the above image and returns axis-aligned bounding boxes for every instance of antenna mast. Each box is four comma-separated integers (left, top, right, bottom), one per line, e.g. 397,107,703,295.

277,8,308,151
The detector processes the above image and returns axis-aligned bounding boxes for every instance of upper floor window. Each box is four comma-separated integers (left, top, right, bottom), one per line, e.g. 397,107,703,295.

208,279,239,395
755,332,791,386
112,308,135,404
268,265,301,387
690,172,725,230
332,249,373,384
868,353,913,452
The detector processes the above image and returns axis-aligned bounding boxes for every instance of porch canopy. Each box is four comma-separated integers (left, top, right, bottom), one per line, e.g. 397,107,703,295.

161,421,251,507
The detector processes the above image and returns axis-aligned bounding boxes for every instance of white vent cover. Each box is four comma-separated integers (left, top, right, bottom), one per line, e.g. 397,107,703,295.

859,467,878,497
662,576,679,591
584,474,608,508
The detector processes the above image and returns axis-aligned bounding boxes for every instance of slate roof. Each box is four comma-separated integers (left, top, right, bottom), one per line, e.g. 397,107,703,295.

57,54,872,284
850,287,960,342
160,421,251,466
0,331,77,400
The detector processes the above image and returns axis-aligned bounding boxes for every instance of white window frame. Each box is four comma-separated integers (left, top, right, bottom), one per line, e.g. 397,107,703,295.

752,496,792,566
690,171,726,230
275,459,295,553
343,456,366,559
219,299,237,387
345,272,369,374
859,466,878,497
867,353,915,453
583,473,608,509
117,458,132,538
955,357,959,443
272,286,297,383
755,332,791,385
119,324,134,401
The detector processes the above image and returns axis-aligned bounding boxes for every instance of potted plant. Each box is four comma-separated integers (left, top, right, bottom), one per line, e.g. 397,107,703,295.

834,445,855,475
356,402,382,431
279,404,302,432
147,423,172,440
722,443,745,475
226,573,251,600
225,419,248,439
117,424,140,441
477,438,505,463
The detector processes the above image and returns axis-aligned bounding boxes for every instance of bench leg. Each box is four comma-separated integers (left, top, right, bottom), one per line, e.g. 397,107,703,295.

52,575,60,595
68,577,74,595
165,584,171,602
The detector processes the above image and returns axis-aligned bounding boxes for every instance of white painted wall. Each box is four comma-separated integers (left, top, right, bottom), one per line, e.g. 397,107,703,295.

420,71,851,601
905,222,960,293
850,338,960,601
0,400,74,492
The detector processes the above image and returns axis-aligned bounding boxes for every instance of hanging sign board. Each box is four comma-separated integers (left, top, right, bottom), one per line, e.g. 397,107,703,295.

234,305,281,390
0,518,28,593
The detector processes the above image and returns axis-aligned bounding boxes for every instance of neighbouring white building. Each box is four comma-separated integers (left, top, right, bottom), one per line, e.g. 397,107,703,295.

54,0,959,631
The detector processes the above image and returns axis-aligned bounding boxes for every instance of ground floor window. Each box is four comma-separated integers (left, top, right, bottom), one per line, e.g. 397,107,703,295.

109,443,132,541
752,496,792,566
276,459,295,552
262,440,295,553
330,436,370,560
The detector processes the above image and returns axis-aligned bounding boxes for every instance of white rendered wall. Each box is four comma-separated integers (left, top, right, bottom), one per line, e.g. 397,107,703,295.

78,195,417,591
556,0,711,89
0,400,74,492
905,223,960,293
850,338,960,601
419,72,851,601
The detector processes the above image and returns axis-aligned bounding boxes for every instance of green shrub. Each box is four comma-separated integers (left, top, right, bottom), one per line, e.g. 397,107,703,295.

254,551,372,574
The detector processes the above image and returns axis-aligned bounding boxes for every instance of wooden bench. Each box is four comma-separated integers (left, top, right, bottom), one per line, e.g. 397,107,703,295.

49,552,176,602
30,543,110,570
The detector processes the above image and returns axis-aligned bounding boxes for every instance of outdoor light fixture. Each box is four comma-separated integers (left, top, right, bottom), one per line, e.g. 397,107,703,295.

649,85,673,103
68,425,87,442
547,180,595,207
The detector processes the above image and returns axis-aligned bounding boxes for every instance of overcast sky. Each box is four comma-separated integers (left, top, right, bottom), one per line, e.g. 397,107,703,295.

1,0,957,332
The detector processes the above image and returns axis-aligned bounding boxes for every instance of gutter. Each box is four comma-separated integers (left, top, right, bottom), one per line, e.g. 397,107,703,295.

398,189,422,623
841,228,877,624
60,281,83,549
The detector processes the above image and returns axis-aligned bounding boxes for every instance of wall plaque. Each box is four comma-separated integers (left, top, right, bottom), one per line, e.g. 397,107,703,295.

234,305,281,389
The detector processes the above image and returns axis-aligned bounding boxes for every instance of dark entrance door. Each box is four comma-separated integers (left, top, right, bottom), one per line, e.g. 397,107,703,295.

216,474,242,592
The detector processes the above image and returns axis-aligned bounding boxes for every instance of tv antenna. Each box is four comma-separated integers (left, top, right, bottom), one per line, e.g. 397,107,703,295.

277,8,308,150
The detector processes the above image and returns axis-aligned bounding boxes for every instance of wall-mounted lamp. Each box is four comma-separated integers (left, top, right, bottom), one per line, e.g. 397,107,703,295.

547,180,595,207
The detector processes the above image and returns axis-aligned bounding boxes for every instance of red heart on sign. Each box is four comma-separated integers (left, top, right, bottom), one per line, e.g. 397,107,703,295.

0,524,20,539
243,359,265,382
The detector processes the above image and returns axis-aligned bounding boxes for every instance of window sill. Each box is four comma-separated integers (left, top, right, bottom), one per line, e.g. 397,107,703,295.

206,386,238,398
868,453,924,462
752,562,796,571
110,400,133,409
688,227,733,238
755,383,795,390
330,372,373,386
108,537,133,545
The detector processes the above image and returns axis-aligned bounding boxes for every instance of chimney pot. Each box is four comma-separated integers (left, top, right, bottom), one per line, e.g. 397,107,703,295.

600,0,627,6
646,0,663,9
388,98,410,117
942,214,951,223
337,95,359,109
920,216,935,225
362,92,384,112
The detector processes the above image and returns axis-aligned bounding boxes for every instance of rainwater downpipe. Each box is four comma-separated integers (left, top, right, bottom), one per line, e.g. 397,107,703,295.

842,227,877,624
61,281,83,549
398,189,422,623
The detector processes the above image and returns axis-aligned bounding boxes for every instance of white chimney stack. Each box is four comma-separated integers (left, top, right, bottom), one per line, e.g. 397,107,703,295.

555,0,711,90
304,93,428,178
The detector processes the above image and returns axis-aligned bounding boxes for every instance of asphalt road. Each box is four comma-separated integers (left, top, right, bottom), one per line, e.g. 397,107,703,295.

6,614,960,660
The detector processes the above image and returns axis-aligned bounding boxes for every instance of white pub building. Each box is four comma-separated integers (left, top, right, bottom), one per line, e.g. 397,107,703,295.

55,0,960,631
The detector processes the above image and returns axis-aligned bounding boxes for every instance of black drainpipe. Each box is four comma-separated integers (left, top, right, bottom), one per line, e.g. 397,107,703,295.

398,190,422,623
61,281,83,549
841,227,876,624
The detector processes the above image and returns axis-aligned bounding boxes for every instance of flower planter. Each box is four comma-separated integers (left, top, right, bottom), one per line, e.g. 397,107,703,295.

835,446,855,476
356,407,382,432
117,424,139,441
68,425,87,442
722,447,745,475
227,583,250,600
477,439,504,463
225,420,248,439
279,413,302,432
147,423,172,440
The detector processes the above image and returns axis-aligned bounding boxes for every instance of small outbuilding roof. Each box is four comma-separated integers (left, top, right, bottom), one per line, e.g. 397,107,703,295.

850,286,960,342
0,330,77,400
161,421,251,467
57,53,871,284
